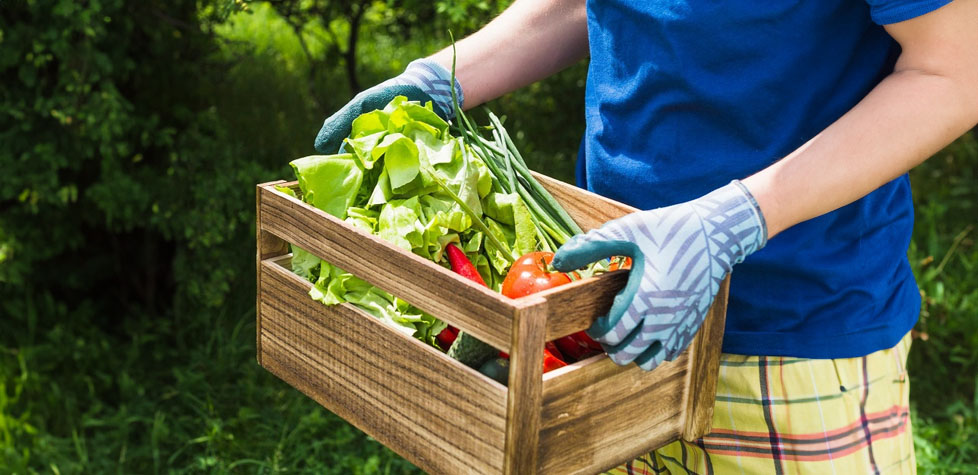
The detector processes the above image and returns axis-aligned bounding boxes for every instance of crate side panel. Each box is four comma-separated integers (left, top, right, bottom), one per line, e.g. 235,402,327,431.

259,185,513,351
683,276,730,440
537,357,687,473
259,261,507,474
533,172,638,232
534,270,629,339
539,272,727,353
256,181,289,365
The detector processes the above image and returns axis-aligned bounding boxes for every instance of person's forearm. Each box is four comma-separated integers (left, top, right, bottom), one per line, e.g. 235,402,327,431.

742,1,978,239
428,0,588,108
743,66,978,239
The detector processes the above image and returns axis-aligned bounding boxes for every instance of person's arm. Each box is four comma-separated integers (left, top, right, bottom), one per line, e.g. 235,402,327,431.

552,1,978,371
314,0,587,153
428,0,589,109
742,0,978,239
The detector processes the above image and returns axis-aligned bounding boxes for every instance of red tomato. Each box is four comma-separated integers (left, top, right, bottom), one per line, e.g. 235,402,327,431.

501,252,572,298
500,252,576,372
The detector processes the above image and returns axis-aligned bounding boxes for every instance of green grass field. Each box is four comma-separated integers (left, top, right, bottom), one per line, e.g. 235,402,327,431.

1,131,975,474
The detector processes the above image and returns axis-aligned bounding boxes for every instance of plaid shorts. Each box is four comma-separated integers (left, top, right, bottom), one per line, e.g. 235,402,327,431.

605,332,914,474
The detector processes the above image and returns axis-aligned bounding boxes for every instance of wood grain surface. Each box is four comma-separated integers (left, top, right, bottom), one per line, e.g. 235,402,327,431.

259,184,515,351
682,276,730,441
256,181,289,366
531,270,630,340
537,350,687,474
259,258,508,474
503,298,547,474
532,173,638,233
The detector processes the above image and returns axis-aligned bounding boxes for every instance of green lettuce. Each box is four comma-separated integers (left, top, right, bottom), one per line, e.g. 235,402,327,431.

290,154,363,220
288,96,539,347
377,197,425,252
290,246,321,283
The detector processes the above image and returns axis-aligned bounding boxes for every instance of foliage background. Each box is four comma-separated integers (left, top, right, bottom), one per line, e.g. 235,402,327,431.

0,1,974,473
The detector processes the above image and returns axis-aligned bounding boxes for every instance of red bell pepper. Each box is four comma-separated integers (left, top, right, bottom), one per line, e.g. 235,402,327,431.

497,346,568,373
554,331,604,361
543,348,567,372
446,243,487,287
436,326,458,351
497,342,568,372
545,341,565,360
438,243,489,351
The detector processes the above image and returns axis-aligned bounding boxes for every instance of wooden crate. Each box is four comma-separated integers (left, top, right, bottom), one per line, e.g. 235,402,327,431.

256,174,729,475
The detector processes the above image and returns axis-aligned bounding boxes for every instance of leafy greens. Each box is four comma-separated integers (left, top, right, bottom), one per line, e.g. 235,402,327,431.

286,96,544,346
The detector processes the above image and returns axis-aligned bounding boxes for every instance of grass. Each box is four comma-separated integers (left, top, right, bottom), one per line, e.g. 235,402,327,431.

906,131,978,473
0,293,422,474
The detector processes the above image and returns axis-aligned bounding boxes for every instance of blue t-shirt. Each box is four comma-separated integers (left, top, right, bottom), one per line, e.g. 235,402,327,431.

578,0,950,358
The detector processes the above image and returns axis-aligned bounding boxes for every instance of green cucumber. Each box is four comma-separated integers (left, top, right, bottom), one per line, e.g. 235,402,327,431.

446,331,497,369
478,357,510,386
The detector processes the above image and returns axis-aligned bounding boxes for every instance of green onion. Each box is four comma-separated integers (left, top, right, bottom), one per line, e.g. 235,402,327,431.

448,35,582,255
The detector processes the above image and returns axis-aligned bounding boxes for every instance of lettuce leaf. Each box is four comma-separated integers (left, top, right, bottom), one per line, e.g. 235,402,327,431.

483,192,517,225
378,197,425,252
382,135,421,192
344,130,386,170
351,109,389,137
290,154,363,220
512,195,538,257
386,96,448,134
345,206,378,233
291,246,321,283
310,262,443,341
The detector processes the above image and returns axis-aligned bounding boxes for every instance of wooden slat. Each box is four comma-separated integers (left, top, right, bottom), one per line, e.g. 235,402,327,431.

258,184,515,351
267,253,293,268
538,353,688,474
256,182,291,260
256,181,289,366
259,259,508,474
533,173,639,232
532,270,630,340
503,298,547,474
682,276,730,440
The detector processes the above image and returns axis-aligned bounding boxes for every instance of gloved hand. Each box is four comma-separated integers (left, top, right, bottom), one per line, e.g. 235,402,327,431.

552,181,767,371
314,58,464,154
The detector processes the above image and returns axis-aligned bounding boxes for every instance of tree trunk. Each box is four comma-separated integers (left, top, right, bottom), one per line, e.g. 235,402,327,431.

345,4,365,94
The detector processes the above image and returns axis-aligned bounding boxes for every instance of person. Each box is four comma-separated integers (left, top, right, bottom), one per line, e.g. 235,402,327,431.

314,0,978,472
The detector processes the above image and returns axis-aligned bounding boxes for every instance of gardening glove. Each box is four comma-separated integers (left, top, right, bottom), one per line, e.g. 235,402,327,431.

552,181,767,371
314,58,464,154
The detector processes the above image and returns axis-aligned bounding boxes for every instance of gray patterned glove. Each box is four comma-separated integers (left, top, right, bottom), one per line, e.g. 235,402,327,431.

552,181,767,371
314,58,464,154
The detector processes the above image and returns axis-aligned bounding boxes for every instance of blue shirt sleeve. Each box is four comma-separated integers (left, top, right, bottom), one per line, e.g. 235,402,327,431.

865,0,952,25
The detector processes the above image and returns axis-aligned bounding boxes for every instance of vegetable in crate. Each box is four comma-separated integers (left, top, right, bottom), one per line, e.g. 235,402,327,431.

500,251,572,298
288,95,615,377
286,96,547,349
444,243,498,367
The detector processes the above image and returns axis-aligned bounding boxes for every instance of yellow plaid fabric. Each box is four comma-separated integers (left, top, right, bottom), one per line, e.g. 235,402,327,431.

605,332,914,474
